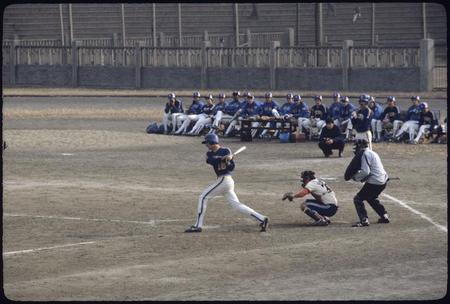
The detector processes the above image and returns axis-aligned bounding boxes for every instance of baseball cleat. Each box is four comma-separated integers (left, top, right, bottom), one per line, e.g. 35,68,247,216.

260,217,269,232
311,218,329,226
184,226,202,233
323,216,331,224
377,213,390,224
352,218,370,227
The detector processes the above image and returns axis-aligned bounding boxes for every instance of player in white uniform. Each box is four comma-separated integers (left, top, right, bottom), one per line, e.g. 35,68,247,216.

184,133,269,233
282,170,338,226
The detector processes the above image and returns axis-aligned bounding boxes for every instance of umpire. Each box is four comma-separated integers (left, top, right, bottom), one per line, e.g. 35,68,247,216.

318,118,345,157
344,139,390,227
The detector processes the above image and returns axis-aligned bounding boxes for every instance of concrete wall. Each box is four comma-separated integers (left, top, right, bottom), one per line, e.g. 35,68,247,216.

349,68,420,91
142,67,201,89
78,66,135,88
15,65,72,87
2,66,10,86
276,68,342,90
207,68,270,89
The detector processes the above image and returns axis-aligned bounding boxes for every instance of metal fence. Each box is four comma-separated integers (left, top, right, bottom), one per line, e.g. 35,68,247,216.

141,48,202,67
433,65,447,90
278,47,342,68
350,47,420,68
15,46,71,65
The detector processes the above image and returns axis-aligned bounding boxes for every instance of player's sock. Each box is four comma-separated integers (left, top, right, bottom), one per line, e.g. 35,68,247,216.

304,208,322,221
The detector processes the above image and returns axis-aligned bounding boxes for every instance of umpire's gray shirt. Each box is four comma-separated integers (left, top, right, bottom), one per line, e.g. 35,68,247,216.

353,149,389,185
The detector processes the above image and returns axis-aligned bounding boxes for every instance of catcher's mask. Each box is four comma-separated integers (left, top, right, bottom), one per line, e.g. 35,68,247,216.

353,139,369,154
300,170,315,183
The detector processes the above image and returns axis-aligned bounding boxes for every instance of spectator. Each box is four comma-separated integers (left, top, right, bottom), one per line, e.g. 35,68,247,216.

352,6,362,23
162,93,184,134
318,118,345,158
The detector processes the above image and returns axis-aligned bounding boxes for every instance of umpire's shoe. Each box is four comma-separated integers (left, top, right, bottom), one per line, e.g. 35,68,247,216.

377,213,390,224
184,226,202,233
260,217,269,232
352,218,370,227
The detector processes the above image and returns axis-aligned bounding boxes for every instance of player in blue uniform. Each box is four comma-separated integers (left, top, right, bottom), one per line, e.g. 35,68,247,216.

184,133,269,233
223,91,245,136
368,97,384,142
413,102,439,144
292,94,310,135
351,94,373,149
274,93,296,137
328,92,342,126
174,92,204,134
187,94,216,135
380,96,402,140
304,95,328,137
394,96,422,143
259,92,281,138
162,93,184,134
338,96,357,141
207,93,229,134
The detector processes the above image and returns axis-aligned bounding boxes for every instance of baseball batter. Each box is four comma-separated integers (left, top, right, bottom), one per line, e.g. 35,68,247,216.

184,133,269,233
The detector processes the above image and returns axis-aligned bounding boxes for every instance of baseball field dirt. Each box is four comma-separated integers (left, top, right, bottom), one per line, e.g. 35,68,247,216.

2,95,447,300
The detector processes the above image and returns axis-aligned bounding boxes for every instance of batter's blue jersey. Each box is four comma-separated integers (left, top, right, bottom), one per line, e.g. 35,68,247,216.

206,147,235,177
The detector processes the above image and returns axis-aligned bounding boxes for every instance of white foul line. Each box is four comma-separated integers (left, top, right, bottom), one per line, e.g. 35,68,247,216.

382,193,447,233
3,241,97,256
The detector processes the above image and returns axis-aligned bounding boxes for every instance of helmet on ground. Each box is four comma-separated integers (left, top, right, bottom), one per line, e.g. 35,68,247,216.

314,95,322,101
300,170,316,181
359,94,370,103
265,92,273,98
332,92,341,99
202,133,219,145
353,139,369,154
218,93,226,99
286,93,294,99
293,95,302,102
387,96,396,102
193,91,201,98
340,96,349,103
168,93,176,100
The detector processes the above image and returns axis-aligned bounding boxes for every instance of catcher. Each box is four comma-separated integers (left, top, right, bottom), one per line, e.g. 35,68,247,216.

282,170,338,226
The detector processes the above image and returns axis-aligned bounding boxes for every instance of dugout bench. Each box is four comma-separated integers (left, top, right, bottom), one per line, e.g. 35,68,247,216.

240,117,296,142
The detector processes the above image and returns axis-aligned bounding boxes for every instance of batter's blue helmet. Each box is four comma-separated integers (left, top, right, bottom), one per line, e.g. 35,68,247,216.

202,133,219,145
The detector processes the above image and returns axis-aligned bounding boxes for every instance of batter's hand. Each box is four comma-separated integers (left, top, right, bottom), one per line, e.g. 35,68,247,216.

282,192,294,202
222,154,233,162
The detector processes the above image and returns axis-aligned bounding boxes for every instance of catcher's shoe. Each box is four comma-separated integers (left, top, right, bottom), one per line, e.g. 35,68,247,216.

323,216,331,224
352,218,370,227
377,213,390,224
311,218,329,226
184,226,202,233
260,217,269,232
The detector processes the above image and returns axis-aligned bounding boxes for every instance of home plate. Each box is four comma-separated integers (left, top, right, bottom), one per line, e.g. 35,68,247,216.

61,153,74,156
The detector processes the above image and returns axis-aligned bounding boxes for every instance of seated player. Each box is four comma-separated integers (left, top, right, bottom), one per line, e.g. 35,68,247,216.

186,94,216,135
338,96,357,141
281,170,339,226
223,91,245,137
162,93,183,134
206,93,228,134
274,93,296,137
380,96,402,141
430,117,447,144
328,92,342,126
318,118,345,157
303,95,328,138
413,102,438,144
368,97,383,142
394,96,422,143
292,94,310,135
174,91,204,134
259,92,281,138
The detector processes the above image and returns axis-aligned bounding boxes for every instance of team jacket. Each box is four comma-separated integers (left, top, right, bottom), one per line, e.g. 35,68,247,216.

292,102,310,118
211,101,227,116
369,103,383,120
278,102,295,116
164,99,184,114
405,104,422,122
319,125,344,142
186,100,204,115
340,103,357,120
328,102,341,120
352,107,373,132
419,110,438,128
380,105,400,122
240,101,262,117
206,147,235,177
261,100,280,116
310,104,328,120
201,103,215,115
224,99,242,115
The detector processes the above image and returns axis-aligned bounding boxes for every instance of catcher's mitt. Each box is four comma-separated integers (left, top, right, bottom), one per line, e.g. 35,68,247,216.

282,192,294,202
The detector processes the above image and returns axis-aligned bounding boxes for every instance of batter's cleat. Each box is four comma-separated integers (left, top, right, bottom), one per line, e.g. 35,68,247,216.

352,218,370,227
311,218,329,226
323,216,331,224
377,213,390,224
184,226,202,233
260,217,269,232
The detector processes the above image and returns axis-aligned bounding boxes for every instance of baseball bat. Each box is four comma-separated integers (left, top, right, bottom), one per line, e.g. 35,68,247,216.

213,146,247,159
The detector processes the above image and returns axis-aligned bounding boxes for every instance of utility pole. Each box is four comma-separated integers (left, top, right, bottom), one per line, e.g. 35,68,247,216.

315,3,323,46
234,3,239,47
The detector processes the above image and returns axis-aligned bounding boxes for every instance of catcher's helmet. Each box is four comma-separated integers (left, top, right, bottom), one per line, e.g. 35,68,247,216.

202,133,219,145
265,92,273,98
193,91,201,98
340,96,349,103
168,93,176,100
232,91,241,97
353,139,369,154
286,93,294,99
387,96,396,102
293,95,302,102
300,170,316,181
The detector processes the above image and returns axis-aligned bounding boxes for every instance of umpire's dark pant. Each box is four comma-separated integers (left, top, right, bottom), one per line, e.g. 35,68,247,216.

318,139,345,156
353,182,388,221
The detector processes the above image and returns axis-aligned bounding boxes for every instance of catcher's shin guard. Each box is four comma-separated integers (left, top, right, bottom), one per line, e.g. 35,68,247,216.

353,195,368,222
303,207,322,221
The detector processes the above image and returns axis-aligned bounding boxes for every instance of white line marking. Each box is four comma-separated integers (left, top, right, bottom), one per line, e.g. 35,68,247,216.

3,241,96,256
61,153,74,156
382,193,447,233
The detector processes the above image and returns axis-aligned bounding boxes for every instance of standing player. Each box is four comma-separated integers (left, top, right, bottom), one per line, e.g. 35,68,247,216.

368,97,383,142
184,133,269,233
281,170,338,226
162,93,184,134
344,139,390,227
351,94,373,149
380,96,402,140
394,96,422,143
339,96,357,141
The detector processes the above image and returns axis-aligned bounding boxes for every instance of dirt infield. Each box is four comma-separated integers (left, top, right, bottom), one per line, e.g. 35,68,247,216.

2,96,447,300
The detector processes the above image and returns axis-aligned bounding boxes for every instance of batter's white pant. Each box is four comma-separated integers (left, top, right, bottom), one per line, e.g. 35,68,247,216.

355,130,373,150
371,119,382,140
414,124,431,142
395,120,419,141
193,175,266,228
189,115,212,135
176,114,204,134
